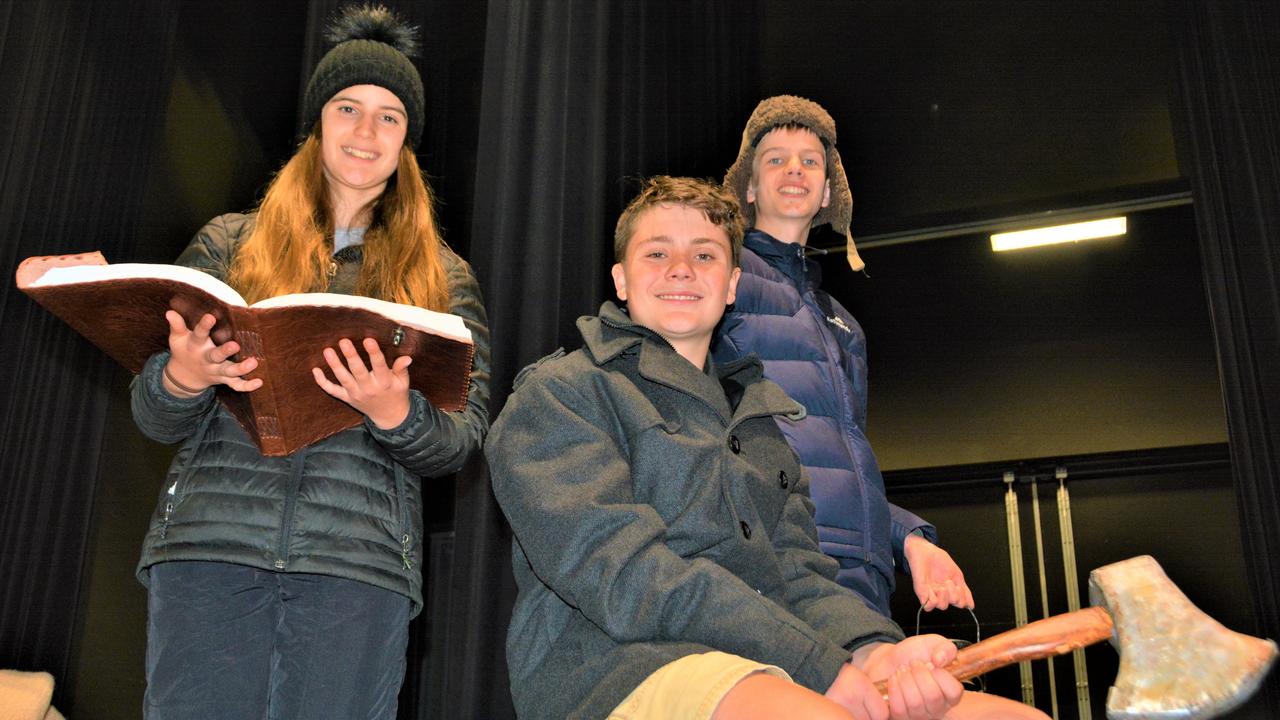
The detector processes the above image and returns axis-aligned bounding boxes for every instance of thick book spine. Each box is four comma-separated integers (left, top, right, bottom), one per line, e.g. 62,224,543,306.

209,308,290,457
234,322,285,456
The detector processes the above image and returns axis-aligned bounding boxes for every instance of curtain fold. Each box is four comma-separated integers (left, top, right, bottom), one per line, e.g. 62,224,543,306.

443,2,760,716
1168,0,1280,714
0,0,179,708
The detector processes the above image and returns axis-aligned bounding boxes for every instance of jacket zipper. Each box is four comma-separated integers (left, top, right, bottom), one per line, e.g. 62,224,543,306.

394,466,412,571
799,257,875,565
274,449,308,570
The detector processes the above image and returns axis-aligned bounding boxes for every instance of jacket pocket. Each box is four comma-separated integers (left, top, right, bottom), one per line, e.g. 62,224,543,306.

158,409,218,538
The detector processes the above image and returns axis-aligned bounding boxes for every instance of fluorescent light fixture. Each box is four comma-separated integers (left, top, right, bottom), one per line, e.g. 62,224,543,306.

990,217,1128,252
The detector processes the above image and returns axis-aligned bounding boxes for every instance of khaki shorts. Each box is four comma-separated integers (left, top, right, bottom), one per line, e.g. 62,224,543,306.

607,651,791,720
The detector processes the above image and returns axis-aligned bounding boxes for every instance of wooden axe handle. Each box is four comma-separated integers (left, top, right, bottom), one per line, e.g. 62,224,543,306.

873,606,1114,694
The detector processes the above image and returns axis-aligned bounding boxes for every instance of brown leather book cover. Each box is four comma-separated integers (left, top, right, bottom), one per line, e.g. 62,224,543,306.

17,252,475,456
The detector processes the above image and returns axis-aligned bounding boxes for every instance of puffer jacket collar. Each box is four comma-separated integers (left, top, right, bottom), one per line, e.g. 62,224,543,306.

744,228,824,293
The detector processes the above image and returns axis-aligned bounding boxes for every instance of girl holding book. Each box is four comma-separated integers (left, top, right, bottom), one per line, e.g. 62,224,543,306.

129,6,489,718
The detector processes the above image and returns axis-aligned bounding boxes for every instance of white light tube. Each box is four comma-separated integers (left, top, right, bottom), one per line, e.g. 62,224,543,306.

990,217,1127,252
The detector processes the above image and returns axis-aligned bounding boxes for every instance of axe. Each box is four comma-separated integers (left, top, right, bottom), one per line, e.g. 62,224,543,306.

881,555,1277,719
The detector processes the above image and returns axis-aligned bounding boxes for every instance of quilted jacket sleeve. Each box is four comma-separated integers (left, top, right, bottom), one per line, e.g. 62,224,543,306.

367,250,491,477
129,215,243,444
890,503,939,575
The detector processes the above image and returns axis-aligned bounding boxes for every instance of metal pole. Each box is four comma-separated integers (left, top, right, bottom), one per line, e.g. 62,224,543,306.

1031,477,1061,720
1003,471,1036,707
1056,467,1093,718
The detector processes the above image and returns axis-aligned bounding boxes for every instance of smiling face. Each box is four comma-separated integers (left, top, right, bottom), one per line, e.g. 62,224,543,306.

319,84,409,214
611,203,741,367
746,126,831,243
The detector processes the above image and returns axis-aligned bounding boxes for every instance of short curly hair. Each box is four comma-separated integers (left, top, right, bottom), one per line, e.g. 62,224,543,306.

614,176,745,267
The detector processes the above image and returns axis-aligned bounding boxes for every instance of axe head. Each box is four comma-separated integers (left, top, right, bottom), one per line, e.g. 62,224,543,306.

1089,555,1277,719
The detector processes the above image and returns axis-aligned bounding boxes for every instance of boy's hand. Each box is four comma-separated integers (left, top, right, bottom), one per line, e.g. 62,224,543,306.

313,337,412,429
848,636,964,719
824,661,889,720
904,534,974,610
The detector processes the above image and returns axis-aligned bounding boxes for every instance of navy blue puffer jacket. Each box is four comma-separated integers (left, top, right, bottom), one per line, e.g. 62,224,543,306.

712,229,934,615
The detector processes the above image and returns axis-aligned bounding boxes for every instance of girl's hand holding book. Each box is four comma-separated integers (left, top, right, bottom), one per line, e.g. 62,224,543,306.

313,337,412,429
162,310,263,397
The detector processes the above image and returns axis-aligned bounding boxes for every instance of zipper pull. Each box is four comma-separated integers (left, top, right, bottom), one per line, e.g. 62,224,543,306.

160,482,177,538
327,261,337,279
401,534,413,570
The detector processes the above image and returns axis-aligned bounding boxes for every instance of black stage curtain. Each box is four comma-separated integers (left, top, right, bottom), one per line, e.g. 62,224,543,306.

1168,0,1280,713
0,0,178,707
441,2,760,716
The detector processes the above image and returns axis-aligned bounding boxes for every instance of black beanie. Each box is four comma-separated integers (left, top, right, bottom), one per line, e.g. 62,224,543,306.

300,5,425,148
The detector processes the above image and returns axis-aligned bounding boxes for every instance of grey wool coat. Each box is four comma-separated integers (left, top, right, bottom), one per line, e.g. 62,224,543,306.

487,302,904,720
131,213,491,614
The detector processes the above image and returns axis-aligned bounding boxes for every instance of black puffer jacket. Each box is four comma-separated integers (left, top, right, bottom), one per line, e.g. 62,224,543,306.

131,213,490,614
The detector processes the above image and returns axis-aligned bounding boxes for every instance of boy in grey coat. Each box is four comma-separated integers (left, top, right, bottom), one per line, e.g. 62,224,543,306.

487,177,963,720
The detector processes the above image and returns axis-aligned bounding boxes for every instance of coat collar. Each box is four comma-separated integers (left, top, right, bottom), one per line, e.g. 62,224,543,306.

579,301,805,424
744,228,825,291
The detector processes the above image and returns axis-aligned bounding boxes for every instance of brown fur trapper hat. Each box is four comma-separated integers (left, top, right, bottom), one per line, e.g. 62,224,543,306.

724,95,864,271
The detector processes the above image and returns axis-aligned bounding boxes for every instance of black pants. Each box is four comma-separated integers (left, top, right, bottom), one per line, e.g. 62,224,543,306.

144,561,411,720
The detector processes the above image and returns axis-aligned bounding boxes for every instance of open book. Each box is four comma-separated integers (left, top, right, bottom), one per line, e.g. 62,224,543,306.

17,251,475,456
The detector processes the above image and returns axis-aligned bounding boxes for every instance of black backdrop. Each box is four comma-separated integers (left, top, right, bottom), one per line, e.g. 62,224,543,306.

0,0,181,696
2,1,1277,718
1168,0,1280,712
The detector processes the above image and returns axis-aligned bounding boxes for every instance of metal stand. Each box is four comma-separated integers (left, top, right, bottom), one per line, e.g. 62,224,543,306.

1056,466,1093,719
1030,477,1061,720
1003,471,1036,707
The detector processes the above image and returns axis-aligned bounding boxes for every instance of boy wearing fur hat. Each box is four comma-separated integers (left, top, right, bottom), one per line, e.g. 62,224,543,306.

714,97,1049,718
489,176,965,720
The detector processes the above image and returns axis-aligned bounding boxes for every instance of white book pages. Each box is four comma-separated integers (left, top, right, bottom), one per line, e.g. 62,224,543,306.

29,264,470,344
29,262,247,307
252,292,471,344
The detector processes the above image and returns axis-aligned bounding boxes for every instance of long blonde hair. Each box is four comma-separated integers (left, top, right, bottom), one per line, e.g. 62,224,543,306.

227,128,450,311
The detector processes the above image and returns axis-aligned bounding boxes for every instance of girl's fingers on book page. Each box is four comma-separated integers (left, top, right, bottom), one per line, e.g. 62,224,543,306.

337,338,370,376
223,355,258,378
164,310,187,334
207,340,241,364
312,366,345,398
225,376,264,393
362,338,387,371
191,313,217,340
322,347,357,386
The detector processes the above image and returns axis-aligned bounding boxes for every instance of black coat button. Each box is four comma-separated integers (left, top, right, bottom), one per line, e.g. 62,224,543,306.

729,435,741,454
779,470,789,489
740,521,751,539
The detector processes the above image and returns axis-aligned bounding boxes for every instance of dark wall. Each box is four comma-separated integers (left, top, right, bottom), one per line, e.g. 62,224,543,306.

832,202,1226,470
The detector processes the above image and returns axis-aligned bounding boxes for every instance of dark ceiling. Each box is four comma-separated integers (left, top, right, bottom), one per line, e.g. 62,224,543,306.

759,0,1180,236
